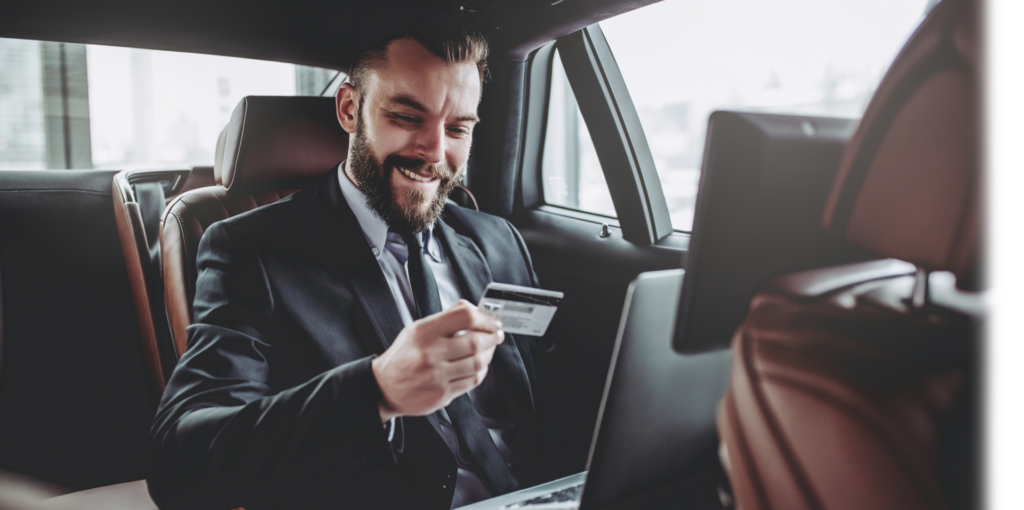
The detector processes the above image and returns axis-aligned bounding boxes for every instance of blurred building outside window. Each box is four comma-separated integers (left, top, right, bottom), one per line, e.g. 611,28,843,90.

0,37,340,171
542,49,616,218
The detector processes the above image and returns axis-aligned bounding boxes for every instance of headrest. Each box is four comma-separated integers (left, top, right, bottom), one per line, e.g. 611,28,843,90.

215,96,349,193
822,0,979,287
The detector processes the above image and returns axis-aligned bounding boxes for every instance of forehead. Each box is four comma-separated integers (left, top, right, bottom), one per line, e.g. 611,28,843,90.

367,38,481,115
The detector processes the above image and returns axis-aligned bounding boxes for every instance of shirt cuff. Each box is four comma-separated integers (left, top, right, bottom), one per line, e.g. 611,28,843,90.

384,417,396,442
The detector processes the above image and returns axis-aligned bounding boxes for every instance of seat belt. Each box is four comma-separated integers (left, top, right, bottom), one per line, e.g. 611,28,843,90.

134,181,166,269
133,180,180,374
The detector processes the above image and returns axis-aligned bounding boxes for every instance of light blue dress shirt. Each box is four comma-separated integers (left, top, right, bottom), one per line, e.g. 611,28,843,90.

337,164,520,508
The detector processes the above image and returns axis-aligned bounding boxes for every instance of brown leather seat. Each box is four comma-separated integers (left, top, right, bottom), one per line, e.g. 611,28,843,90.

716,0,979,509
112,166,216,393
161,96,350,355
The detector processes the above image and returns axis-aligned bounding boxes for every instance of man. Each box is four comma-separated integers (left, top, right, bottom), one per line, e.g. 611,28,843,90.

148,7,553,510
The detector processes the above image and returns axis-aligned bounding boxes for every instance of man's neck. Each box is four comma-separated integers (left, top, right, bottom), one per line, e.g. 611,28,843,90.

343,160,362,191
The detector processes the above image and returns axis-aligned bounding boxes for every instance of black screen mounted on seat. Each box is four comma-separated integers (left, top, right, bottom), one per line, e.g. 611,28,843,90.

673,111,869,353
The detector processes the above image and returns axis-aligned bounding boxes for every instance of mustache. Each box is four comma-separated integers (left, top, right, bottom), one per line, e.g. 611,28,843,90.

383,154,458,180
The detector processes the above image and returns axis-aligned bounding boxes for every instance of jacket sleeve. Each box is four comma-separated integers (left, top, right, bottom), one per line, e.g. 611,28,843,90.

147,221,398,510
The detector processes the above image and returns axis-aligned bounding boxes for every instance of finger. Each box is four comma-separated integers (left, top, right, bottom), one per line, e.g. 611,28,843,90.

448,366,489,395
417,302,499,340
439,331,501,361
444,347,496,381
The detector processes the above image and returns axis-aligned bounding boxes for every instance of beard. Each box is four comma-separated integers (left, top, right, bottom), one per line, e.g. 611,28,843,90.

348,109,464,235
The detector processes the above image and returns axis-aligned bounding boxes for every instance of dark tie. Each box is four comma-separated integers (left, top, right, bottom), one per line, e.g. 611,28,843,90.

397,230,521,496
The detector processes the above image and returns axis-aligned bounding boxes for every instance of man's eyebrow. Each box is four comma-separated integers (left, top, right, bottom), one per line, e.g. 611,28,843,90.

386,95,480,123
387,95,428,113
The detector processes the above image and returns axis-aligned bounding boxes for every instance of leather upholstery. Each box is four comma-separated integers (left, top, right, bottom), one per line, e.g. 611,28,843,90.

0,170,155,490
112,166,219,391
162,187,300,355
163,96,354,355
112,175,167,393
822,0,979,284
718,1,979,509
718,262,976,510
216,96,347,193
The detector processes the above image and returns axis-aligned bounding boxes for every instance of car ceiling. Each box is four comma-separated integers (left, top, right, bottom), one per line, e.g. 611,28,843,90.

0,0,660,70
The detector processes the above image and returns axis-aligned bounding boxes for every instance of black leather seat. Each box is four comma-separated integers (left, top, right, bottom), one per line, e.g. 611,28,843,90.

0,170,161,508
112,166,216,393
717,0,980,508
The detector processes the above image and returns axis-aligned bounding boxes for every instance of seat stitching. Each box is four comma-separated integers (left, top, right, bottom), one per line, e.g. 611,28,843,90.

211,192,230,217
762,372,948,507
742,331,826,510
726,388,773,510
170,207,195,303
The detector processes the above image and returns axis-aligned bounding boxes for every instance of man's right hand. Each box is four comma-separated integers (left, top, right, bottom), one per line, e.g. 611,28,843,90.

370,299,504,423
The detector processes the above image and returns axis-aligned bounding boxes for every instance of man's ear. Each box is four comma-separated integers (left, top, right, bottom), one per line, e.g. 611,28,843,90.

336,83,359,134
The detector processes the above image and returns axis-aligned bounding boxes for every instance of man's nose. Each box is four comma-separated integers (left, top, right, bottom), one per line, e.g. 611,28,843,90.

415,123,446,165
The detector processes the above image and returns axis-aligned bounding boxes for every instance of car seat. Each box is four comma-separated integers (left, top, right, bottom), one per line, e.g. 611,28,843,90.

716,0,980,509
161,96,348,355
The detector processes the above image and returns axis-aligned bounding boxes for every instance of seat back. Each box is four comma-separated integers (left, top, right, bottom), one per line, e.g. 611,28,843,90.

161,96,348,355
112,166,215,392
717,0,980,509
163,187,302,354
0,170,158,490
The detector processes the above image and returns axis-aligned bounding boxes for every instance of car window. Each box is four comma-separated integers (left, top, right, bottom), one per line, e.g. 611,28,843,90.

541,49,616,218
0,37,340,170
599,0,932,231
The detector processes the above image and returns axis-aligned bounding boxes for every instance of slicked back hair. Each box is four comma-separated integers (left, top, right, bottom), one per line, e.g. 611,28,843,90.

349,6,489,93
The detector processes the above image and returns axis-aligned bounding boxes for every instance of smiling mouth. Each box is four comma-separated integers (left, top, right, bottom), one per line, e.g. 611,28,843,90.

397,166,438,183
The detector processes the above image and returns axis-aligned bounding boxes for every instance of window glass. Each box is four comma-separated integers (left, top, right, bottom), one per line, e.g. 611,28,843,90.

542,49,616,218
600,0,932,231
0,37,340,170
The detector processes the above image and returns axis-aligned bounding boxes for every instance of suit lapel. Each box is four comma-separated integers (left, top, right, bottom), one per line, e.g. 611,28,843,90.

310,169,405,356
435,219,536,412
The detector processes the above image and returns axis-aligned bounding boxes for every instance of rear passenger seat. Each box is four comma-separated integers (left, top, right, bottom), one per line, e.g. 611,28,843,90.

0,170,161,508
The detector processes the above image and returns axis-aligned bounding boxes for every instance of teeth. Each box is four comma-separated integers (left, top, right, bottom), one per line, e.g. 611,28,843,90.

398,167,435,183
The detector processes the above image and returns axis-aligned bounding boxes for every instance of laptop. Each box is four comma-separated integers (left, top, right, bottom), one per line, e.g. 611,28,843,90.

460,269,731,510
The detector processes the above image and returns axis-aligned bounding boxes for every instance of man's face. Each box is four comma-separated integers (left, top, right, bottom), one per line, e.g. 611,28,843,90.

338,37,481,233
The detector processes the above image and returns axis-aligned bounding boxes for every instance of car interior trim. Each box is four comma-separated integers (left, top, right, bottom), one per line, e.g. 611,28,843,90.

557,27,669,245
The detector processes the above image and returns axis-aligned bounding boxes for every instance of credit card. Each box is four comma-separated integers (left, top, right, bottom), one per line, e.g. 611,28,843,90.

478,283,563,337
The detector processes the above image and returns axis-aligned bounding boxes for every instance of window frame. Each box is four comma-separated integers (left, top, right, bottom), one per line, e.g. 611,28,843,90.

518,25,673,246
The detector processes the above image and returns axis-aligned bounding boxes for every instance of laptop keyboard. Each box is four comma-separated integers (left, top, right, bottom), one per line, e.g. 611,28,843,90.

501,483,585,509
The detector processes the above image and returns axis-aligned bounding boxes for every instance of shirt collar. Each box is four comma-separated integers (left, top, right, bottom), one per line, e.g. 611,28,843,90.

337,162,437,260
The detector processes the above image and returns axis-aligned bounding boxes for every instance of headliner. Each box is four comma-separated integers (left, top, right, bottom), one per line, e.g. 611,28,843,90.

0,0,660,70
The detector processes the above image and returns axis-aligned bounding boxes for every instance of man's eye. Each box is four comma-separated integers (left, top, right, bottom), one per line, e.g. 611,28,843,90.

448,126,470,137
390,114,419,125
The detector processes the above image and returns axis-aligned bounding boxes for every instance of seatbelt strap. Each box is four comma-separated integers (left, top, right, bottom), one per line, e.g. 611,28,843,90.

134,181,166,268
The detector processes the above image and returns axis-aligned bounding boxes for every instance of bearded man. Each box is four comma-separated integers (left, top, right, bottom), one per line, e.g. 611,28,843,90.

147,7,555,510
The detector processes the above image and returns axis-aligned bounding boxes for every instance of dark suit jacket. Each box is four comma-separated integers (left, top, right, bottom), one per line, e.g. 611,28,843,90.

147,169,549,510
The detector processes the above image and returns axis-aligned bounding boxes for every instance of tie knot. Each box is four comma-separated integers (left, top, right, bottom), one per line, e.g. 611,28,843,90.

395,229,423,252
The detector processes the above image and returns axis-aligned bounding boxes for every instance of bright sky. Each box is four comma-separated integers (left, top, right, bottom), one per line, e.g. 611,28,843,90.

602,0,930,118
590,0,930,229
